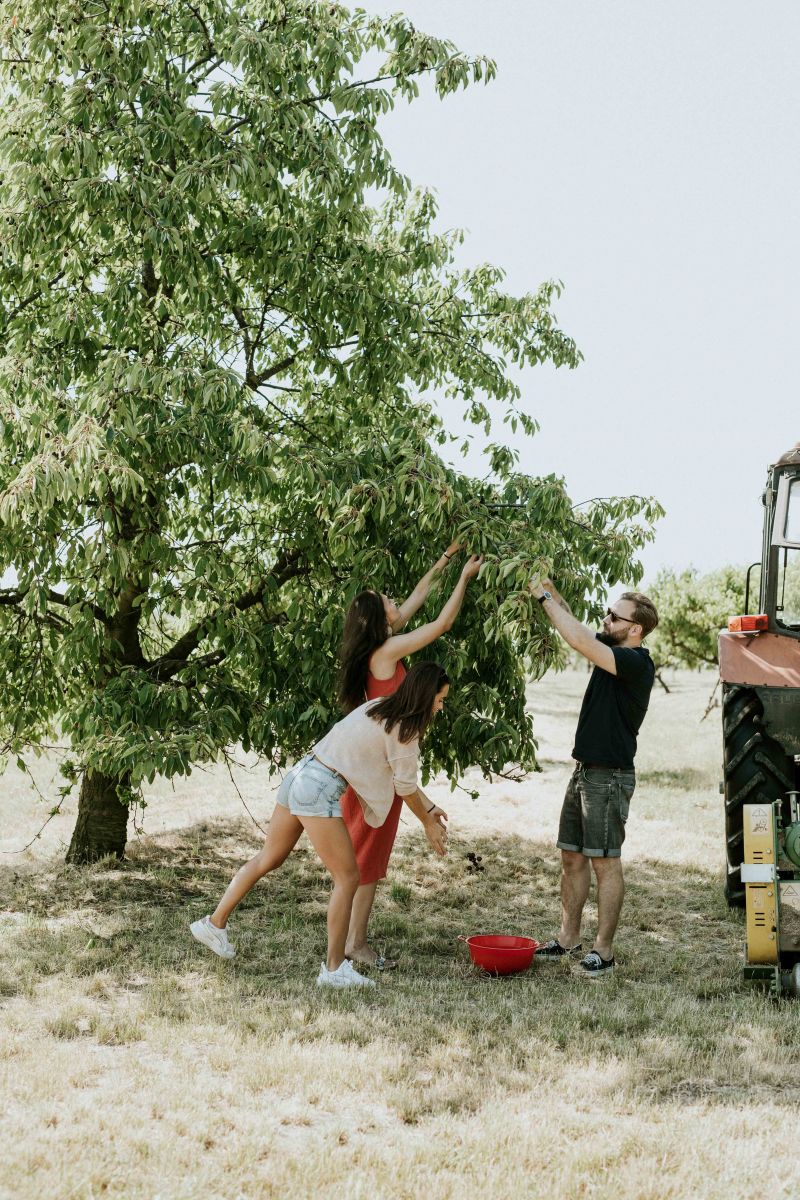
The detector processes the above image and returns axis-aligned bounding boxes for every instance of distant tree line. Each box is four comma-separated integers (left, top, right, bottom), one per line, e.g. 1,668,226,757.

645,561,800,715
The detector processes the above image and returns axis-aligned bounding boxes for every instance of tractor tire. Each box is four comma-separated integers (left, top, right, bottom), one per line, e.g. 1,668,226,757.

789,964,800,999
722,683,795,909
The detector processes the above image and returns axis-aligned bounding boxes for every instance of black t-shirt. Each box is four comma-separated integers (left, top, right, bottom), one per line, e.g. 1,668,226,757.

571,643,655,769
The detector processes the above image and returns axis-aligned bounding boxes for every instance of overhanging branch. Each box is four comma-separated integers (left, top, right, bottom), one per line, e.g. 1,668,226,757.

148,550,306,681
0,587,107,623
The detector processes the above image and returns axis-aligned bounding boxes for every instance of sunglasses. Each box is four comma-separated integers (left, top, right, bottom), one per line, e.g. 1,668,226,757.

605,608,637,625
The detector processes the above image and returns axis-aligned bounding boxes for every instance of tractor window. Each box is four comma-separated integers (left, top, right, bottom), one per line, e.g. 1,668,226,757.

773,473,800,548
776,547,800,630
787,479,800,543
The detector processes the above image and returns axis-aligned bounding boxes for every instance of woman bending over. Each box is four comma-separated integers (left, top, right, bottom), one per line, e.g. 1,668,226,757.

190,663,452,990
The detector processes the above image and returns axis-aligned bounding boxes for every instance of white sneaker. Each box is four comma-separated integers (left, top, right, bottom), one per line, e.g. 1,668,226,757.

316,959,376,989
190,916,236,959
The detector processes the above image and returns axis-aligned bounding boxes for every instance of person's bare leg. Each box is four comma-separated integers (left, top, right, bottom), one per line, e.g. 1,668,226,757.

299,816,361,971
210,804,303,929
591,857,625,959
558,849,591,947
345,882,379,962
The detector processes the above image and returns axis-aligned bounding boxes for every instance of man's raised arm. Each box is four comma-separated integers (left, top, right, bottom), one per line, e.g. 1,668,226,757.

528,578,617,675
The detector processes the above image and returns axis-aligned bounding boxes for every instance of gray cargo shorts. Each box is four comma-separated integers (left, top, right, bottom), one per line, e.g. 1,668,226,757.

557,762,636,858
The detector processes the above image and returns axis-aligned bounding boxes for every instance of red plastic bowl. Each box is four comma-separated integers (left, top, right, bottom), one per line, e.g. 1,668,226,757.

458,934,539,976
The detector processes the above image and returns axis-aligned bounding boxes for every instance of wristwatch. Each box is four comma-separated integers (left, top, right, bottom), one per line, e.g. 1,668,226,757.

537,590,552,605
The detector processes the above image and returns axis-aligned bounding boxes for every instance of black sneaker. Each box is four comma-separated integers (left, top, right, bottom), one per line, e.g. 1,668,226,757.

536,938,582,961
580,950,615,978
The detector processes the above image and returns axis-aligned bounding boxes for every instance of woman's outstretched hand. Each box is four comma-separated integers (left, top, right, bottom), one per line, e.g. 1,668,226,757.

424,806,449,856
461,554,484,581
444,540,463,560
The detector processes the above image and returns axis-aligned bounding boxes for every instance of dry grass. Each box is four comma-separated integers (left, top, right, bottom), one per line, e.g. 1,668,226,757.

2,669,800,1200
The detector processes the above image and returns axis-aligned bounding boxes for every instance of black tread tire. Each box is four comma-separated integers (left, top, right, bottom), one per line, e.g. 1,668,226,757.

789,964,800,999
722,683,794,909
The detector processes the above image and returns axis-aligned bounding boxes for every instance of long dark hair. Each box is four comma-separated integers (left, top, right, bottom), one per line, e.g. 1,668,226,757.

338,590,389,713
368,662,449,744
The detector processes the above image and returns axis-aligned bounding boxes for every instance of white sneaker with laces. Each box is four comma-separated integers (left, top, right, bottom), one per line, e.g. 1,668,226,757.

316,959,376,989
190,915,236,959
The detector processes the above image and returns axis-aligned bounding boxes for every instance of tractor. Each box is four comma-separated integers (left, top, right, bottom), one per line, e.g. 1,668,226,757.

719,441,800,995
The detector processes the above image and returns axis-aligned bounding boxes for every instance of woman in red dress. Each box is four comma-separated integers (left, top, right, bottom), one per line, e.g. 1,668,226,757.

338,544,483,969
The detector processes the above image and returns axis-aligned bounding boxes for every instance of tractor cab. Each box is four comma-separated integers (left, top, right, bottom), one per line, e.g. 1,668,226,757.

763,444,800,633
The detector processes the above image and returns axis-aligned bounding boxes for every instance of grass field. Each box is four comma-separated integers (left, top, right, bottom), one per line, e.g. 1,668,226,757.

2,669,800,1200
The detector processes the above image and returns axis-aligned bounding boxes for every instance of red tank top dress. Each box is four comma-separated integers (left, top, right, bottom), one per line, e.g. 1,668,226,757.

341,659,407,885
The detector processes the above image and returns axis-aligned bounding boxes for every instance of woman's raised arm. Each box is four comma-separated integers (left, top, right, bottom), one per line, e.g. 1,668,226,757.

372,555,483,671
391,540,462,632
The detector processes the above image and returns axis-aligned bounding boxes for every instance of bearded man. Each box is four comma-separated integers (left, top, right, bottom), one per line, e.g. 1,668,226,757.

528,580,658,978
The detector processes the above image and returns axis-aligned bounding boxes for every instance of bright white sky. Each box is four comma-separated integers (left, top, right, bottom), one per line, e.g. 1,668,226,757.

357,0,800,581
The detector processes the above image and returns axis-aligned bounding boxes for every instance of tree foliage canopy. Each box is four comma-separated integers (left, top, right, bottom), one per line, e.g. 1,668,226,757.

647,566,747,673
0,0,663,855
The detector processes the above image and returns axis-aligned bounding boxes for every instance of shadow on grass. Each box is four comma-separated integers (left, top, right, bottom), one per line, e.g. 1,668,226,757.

2,818,800,1118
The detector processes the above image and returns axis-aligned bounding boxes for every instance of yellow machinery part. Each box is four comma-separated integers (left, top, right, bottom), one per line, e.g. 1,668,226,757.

742,803,779,965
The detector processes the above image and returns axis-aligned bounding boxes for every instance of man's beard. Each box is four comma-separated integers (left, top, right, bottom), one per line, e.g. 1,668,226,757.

597,628,627,647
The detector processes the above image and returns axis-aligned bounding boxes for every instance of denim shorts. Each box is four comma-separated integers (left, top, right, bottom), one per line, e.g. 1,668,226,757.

557,762,636,858
275,755,346,819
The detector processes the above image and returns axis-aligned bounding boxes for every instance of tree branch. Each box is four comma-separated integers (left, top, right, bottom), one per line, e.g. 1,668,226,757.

3,273,64,323
148,550,306,681
247,353,297,388
252,387,318,438
665,634,718,669
186,3,215,56
0,587,107,623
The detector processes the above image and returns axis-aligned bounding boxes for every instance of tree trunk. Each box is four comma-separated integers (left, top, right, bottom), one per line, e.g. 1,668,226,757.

66,770,130,864
655,669,671,694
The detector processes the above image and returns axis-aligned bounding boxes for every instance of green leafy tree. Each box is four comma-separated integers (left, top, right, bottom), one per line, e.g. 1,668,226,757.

0,0,662,863
647,566,747,677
